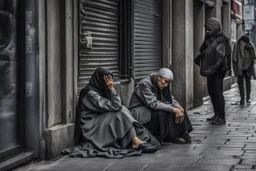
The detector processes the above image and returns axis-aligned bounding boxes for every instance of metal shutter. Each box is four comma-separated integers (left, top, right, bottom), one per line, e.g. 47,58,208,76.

78,0,120,90
133,0,162,81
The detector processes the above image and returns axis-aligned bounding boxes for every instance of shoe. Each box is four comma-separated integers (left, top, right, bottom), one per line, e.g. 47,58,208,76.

246,97,251,104
136,142,158,153
212,118,226,125
173,138,186,144
184,138,192,143
206,115,217,121
240,99,245,105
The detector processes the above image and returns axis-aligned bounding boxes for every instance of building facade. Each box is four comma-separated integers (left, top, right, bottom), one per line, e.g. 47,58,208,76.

0,0,235,170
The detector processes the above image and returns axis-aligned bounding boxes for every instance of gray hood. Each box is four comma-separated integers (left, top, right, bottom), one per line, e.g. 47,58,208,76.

205,17,222,35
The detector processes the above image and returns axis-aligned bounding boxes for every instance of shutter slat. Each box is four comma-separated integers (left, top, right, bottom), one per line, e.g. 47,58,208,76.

134,0,162,82
78,0,119,91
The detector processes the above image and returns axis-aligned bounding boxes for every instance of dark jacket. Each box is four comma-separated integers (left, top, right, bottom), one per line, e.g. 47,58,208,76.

232,36,256,77
194,18,231,77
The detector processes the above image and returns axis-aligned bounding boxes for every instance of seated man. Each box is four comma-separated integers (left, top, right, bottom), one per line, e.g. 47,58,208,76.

62,67,160,159
129,68,193,144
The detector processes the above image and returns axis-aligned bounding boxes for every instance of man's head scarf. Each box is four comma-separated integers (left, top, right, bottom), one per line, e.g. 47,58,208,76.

158,68,174,80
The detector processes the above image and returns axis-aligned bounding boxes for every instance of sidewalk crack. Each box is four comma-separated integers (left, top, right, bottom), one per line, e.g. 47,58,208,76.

103,162,114,171
140,154,162,171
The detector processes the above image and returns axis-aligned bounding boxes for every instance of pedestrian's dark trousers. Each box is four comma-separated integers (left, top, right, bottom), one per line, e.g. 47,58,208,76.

207,71,226,119
237,70,251,100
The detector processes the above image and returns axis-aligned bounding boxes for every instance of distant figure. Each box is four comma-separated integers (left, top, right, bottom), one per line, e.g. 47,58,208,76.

129,68,193,144
194,17,231,125
232,35,256,105
62,67,160,159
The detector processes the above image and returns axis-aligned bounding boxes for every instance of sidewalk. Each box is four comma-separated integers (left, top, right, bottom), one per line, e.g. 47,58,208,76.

15,81,256,171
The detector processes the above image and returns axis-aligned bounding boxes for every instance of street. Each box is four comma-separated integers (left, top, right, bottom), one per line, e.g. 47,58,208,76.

14,81,256,171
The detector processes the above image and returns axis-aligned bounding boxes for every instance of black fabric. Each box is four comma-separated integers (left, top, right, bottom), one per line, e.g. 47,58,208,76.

143,111,160,137
205,32,214,40
83,67,113,99
207,71,226,119
145,111,191,142
241,35,250,43
195,27,230,77
244,43,252,50
238,70,252,99
195,17,231,77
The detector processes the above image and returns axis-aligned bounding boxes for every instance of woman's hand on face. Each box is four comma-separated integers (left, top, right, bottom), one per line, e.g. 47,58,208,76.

104,75,115,91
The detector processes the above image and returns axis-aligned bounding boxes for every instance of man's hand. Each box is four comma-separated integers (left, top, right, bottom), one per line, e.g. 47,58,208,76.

104,75,114,91
176,105,184,112
173,108,184,124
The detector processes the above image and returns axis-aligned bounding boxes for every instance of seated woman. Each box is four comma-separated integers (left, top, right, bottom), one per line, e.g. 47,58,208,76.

62,67,160,159
129,68,193,144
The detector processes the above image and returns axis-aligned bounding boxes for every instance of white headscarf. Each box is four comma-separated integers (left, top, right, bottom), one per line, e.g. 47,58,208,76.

158,68,173,80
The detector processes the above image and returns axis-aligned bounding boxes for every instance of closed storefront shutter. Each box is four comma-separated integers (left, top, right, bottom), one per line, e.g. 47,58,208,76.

133,0,162,81
78,0,120,91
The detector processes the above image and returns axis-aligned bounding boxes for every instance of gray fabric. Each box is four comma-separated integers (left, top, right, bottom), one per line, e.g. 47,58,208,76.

233,38,256,77
205,17,222,35
243,46,252,70
82,90,123,115
63,90,160,159
158,68,173,80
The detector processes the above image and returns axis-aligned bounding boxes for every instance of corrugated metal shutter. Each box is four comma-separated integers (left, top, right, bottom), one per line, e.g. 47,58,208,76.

133,0,162,81
78,0,120,90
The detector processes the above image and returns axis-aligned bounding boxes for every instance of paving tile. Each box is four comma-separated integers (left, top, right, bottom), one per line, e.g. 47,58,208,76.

195,158,240,165
199,150,244,156
232,169,256,171
240,159,256,165
185,165,233,171
234,164,254,169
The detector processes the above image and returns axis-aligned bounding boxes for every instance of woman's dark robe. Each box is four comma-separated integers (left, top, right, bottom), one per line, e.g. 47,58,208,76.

129,73,193,142
62,67,160,159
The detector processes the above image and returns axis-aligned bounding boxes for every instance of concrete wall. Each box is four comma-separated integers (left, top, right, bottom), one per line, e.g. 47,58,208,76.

46,0,62,128
172,0,194,109
193,2,205,107
222,1,231,37
163,0,172,68
38,0,46,160
120,80,134,107
40,0,75,160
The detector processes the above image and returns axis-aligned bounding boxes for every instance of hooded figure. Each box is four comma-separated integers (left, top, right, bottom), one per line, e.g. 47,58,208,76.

194,17,231,125
129,68,193,144
62,67,160,159
232,35,256,105
194,17,231,76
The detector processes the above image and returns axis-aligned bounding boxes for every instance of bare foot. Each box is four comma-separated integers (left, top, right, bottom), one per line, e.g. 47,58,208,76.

132,136,143,149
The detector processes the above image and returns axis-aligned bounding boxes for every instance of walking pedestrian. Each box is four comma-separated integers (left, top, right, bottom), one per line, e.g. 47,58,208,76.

232,35,256,105
194,17,231,125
